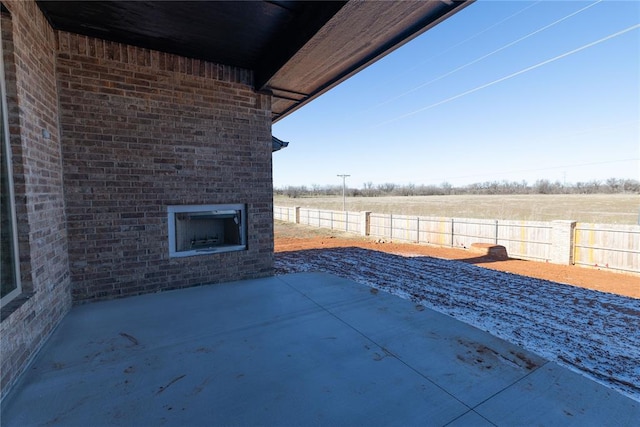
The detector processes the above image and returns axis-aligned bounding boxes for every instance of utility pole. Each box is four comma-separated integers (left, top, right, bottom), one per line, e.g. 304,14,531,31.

337,174,350,211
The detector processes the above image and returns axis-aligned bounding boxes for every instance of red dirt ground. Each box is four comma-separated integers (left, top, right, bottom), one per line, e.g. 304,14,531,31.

274,222,639,299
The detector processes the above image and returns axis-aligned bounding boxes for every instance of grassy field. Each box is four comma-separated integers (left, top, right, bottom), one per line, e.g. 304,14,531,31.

274,194,640,224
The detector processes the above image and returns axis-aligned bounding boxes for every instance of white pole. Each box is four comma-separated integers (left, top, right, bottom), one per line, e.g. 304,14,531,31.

337,174,350,211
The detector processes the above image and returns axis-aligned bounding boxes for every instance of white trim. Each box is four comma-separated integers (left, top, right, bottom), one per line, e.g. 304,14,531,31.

1,14,23,309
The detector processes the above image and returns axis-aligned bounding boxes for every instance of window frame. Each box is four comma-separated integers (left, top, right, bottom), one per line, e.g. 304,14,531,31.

0,12,22,309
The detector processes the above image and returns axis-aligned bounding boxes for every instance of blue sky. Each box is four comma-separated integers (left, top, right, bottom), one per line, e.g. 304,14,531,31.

272,0,640,188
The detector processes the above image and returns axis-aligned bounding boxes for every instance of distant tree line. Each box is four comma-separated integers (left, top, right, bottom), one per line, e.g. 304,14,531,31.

274,178,640,198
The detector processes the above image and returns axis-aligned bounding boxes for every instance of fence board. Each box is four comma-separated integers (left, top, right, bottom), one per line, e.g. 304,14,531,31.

417,216,451,246
451,218,496,248
273,206,296,223
574,223,640,273
369,213,392,239
498,220,552,261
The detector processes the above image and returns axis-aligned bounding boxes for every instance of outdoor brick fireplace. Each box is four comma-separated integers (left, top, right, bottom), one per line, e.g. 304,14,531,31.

168,204,247,257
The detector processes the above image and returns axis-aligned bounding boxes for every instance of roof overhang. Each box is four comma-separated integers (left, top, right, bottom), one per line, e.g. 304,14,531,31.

36,0,473,123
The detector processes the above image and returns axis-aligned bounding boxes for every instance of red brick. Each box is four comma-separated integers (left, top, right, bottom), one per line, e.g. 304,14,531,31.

1,1,72,400
1,0,273,401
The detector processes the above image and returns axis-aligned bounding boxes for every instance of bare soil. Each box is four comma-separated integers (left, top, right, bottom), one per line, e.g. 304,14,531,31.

275,221,639,299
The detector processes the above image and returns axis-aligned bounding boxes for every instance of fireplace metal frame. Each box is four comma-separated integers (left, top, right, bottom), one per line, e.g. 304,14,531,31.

167,204,246,258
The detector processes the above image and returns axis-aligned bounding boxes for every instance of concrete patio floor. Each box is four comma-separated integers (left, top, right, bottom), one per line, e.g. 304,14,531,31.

2,272,638,426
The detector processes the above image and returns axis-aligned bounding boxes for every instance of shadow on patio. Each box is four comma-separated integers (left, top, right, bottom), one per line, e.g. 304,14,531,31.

2,272,638,426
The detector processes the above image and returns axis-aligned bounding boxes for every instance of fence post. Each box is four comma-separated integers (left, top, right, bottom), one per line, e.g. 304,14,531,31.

495,219,499,244
551,220,577,265
451,218,455,247
361,211,371,236
416,217,420,244
294,206,300,224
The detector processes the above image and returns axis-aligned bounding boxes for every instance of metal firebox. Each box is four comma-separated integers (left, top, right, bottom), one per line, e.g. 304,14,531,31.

168,204,246,257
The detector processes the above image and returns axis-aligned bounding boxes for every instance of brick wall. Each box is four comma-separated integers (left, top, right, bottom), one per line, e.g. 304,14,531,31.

1,1,72,400
56,33,274,302
1,0,276,400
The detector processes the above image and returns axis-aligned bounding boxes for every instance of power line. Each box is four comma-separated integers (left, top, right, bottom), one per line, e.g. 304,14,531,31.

373,0,603,110
376,23,640,128
437,158,640,182
369,0,543,102
412,1,543,66
548,119,639,140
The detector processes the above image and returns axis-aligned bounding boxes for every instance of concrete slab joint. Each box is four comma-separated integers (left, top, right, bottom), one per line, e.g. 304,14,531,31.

2,273,639,425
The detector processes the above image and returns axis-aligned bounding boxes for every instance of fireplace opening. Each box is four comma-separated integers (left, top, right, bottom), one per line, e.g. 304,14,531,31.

168,204,246,257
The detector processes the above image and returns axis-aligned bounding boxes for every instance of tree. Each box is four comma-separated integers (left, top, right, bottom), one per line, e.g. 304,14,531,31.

377,183,396,194
441,181,452,195
534,179,552,194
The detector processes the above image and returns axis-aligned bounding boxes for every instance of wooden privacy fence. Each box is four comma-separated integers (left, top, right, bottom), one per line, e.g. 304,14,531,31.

274,206,640,274
574,223,640,274
368,213,555,262
274,206,361,234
